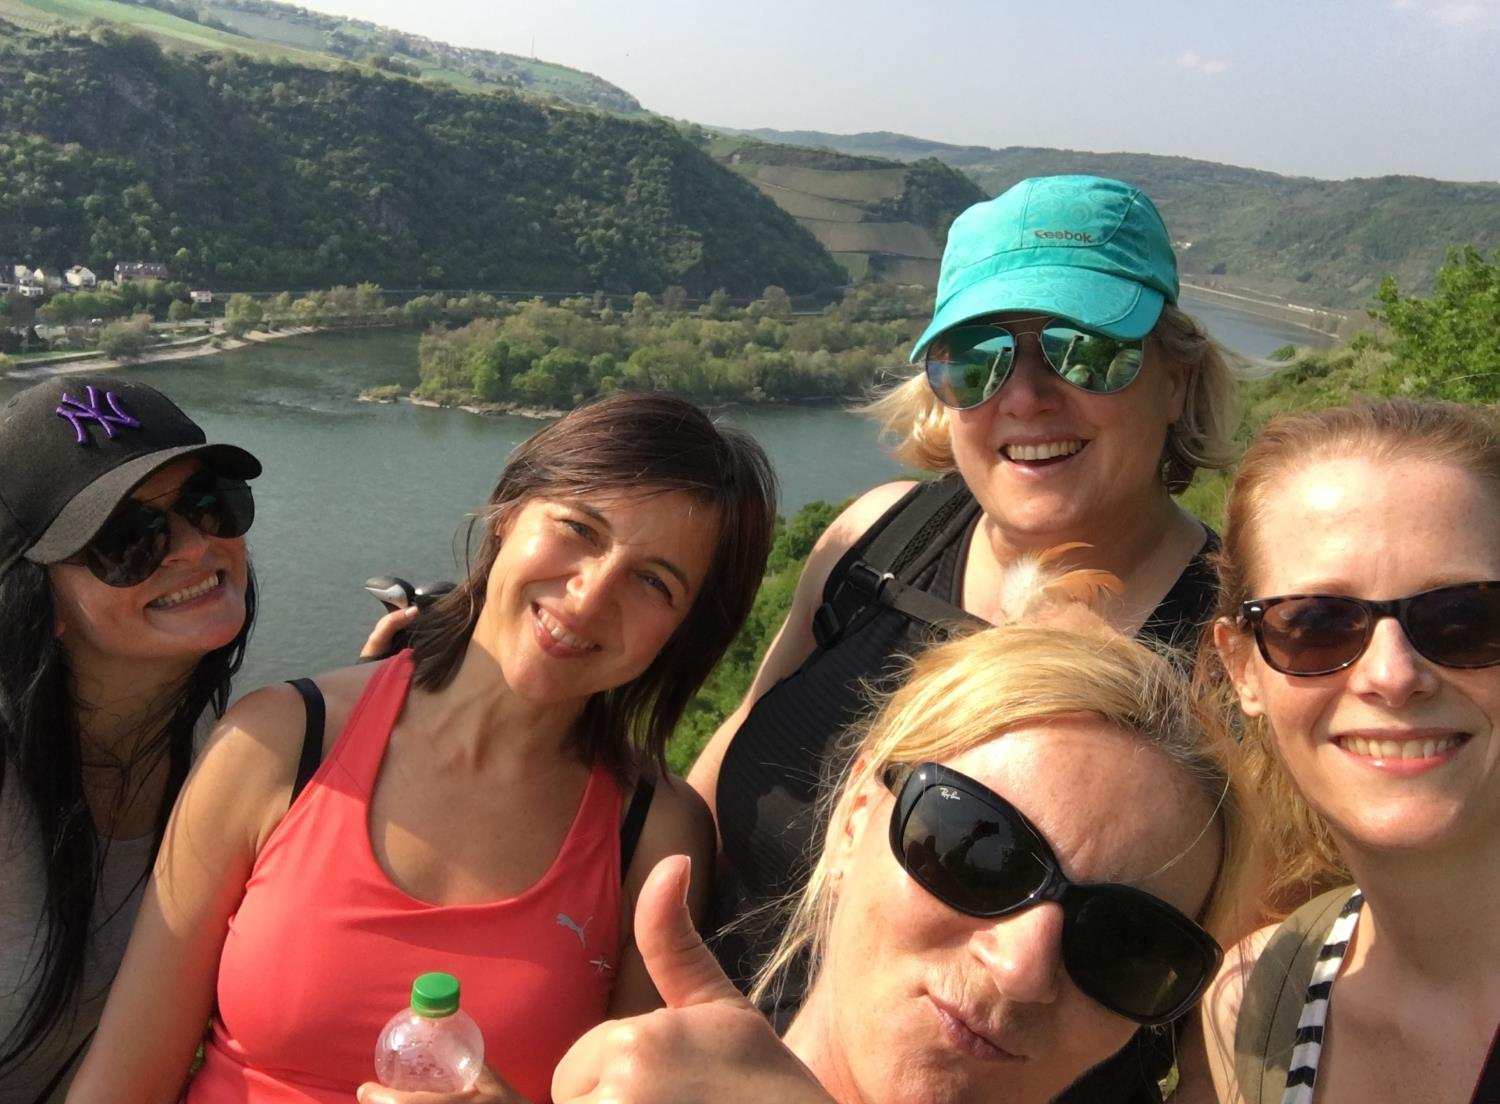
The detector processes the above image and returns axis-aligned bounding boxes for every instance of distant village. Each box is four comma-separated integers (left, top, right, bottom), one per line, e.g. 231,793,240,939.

1,260,212,302
0,259,216,357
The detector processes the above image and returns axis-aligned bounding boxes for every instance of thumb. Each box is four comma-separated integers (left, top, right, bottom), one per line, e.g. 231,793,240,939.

635,854,747,1009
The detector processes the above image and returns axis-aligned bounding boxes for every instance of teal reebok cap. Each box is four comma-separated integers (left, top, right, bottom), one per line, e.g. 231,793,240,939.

910,175,1179,361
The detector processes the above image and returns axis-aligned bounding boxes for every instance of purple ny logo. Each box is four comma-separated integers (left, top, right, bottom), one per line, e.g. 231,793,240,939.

55,387,143,445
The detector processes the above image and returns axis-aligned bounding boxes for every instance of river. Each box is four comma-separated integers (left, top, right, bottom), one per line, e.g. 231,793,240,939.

0,294,1330,692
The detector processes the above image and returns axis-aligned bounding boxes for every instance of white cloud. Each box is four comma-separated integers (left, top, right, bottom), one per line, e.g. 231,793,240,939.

1177,50,1230,75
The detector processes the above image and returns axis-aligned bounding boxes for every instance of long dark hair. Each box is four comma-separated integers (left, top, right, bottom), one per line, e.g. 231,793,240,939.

0,559,256,1071
408,392,778,778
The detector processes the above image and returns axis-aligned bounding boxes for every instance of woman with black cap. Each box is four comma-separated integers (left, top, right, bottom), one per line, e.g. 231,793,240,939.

0,376,260,1104
691,175,1246,1102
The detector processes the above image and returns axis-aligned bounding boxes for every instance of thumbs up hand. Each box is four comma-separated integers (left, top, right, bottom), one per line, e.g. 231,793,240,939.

551,855,835,1104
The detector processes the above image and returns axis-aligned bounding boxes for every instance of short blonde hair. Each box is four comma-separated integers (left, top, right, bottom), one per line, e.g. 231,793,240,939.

1208,398,1500,912
864,303,1239,493
750,617,1261,1006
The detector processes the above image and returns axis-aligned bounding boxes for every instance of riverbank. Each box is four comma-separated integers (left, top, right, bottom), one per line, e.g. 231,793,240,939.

1180,281,1352,337
3,325,321,379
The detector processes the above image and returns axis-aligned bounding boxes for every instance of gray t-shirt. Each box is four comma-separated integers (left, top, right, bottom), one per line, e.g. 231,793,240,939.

0,718,209,1104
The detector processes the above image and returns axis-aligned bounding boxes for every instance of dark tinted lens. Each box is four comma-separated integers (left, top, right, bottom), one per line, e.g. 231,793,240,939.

1258,596,1370,674
924,326,1015,409
175,475,254,539
899,785,1050,915
1405,583,1500,669
1040,326,1144,393
84,504,171,587
1064,888,1217,1023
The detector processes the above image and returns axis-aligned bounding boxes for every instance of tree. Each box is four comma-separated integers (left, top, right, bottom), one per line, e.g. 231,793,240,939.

98,314,152,358
224,293,263,338
661,285,688,311
756,285,792,320
353,282,384,315
1374,246,1500,403
167,299,192,322
697,288,733,320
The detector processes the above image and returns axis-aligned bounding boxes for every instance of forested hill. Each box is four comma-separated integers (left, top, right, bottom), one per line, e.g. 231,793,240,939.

734,128,1500,308
0,29,845,294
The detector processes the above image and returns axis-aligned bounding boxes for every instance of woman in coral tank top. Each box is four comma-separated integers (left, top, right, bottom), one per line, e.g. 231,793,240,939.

67,393,778,1104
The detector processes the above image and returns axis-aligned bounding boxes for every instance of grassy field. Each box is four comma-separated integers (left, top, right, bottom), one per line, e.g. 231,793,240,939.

0,0,333,61
0,0,641,110
744,164,909,203
715,137,980,283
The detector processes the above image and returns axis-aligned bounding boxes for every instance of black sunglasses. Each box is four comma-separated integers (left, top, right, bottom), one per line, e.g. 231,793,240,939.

1240,582,1500,677
924,317,1146,411
885,761,1222,1025
74,470,255,587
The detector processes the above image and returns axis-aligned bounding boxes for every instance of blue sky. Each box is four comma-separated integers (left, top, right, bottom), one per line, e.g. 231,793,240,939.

297,0,1500,182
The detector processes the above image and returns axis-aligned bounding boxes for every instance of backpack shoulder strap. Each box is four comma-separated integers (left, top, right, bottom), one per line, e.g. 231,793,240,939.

286,678,326,808
813,474,982,648
1233,886,1359,1104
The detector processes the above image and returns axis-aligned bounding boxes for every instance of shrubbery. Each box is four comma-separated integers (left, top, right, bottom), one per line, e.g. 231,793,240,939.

411,285,924,407
97,314,153,358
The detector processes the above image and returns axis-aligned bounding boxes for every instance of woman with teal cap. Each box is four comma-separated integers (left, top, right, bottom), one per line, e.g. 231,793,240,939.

690,175,1243,1103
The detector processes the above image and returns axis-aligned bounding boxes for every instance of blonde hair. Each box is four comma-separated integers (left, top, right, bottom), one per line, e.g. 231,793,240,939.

864,303,1239,493
1208,399,1500,911
750,578,1260,1006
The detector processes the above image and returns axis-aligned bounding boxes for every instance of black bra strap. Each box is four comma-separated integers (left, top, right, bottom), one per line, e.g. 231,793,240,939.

286,678,326,807
1470,1021,1500,1104
619,777,656,875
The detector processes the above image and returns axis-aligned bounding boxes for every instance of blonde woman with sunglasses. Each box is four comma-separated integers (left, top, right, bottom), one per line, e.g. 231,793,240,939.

554,570,1260,1104
691,174,1239,1102
1202,400,1500,1104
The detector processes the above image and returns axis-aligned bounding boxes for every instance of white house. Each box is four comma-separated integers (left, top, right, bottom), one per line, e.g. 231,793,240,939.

65,265,97,288
35,269,62,291
189,289,213,305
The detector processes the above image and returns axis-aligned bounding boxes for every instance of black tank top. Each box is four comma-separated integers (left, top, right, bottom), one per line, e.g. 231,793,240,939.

710,477,1219,1101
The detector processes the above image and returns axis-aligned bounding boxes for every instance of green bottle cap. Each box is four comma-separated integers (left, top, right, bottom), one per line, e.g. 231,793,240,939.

410,972,460,1018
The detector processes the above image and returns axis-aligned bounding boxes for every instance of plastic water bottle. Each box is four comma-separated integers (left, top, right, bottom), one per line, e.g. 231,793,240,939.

374,972,485,1092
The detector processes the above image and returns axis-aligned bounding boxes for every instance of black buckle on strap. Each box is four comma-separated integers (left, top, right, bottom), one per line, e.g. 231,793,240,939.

845,561,893,599
813,562,894,648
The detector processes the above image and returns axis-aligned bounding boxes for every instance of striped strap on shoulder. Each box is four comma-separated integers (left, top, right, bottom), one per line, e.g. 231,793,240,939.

1280,890,1365,1104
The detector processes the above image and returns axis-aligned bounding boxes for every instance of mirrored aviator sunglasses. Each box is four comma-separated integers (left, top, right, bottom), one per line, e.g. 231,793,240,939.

77,471,255,588
885,762,1223,1025
924,319,1145,410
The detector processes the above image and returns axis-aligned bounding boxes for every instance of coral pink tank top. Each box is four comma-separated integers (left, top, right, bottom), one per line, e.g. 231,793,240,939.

187,651,622,1104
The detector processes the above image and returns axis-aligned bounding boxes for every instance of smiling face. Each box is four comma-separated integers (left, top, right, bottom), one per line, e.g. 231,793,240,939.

47,459,251,675
943,314,1187,544
798,716,1219,1104
473,488,720,708
1219,455,1500,858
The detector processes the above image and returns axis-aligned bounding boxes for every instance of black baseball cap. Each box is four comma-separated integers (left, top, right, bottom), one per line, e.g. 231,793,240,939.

0,376,261,575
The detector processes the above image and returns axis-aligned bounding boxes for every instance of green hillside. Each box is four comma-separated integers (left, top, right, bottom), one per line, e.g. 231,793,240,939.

734,128,1500,309
704,134,985,284
0,0,643,112
0,28,844,294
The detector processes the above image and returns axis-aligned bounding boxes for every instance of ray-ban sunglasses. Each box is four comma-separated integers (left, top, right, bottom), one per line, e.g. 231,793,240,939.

1239,582,1500,676
923,317,1146,410
68,470,255,588
884,761,1222,1025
